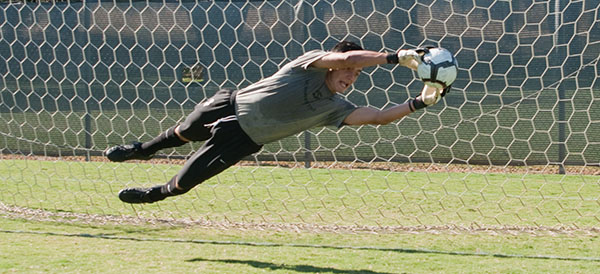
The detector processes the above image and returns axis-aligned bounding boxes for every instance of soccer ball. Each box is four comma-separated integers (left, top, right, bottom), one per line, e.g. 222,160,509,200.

416,47,458,91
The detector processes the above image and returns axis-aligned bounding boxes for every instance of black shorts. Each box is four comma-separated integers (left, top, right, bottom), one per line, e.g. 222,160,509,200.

177,89,238,142
174,89,263,190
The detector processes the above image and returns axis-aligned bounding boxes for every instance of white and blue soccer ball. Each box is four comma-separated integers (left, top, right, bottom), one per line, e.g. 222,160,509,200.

416,47,458,90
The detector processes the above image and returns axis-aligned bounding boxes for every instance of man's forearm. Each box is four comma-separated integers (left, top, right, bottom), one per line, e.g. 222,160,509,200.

376,102,414,124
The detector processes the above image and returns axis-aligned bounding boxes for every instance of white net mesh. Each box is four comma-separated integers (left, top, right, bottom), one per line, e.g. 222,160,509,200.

1,0,599,233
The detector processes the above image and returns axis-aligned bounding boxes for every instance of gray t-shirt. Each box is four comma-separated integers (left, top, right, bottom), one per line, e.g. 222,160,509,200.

235,50,357,144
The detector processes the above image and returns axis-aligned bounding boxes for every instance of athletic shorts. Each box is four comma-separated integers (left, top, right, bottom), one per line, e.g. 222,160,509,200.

177,89,238,142
174,89,263,190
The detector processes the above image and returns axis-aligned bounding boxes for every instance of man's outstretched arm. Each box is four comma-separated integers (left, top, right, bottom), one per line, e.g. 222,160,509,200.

343,85,443,126
343,103,414,126
311,49,419,70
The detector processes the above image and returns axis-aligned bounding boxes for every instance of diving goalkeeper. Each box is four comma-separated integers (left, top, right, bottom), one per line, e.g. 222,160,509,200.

106,41,444,204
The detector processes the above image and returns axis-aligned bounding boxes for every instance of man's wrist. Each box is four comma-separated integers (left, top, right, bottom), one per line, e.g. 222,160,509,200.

410,97,427,111
386,52,399,64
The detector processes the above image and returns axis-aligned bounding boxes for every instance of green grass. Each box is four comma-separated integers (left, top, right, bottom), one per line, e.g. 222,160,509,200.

1,159,600,273
1,217,600,273
1,159,599,228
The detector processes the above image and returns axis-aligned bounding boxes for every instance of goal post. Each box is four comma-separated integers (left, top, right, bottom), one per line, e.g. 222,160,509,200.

0,0,599,232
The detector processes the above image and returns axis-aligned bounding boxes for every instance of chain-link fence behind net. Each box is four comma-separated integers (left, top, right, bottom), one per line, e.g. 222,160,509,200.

1,1,598,167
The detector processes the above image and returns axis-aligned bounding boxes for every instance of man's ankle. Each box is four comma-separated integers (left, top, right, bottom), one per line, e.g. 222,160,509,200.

147,185,168,202
160,176,187,197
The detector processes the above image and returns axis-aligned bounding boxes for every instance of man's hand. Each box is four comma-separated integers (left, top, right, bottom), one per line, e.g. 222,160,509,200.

387,49,420,70
397,49,420,70
410,85,443,111
421,85,442,105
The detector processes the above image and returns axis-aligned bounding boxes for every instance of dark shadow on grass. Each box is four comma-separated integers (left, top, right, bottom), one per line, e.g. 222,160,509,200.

2,229,599,262
185,257,398,274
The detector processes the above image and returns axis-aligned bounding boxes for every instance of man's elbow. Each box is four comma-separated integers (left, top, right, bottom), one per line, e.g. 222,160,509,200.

372,113,394,125
376,118,395,125
340,52,368,68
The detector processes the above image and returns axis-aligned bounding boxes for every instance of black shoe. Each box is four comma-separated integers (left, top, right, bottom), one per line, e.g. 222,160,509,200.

105,142,153,162
118,187,155,204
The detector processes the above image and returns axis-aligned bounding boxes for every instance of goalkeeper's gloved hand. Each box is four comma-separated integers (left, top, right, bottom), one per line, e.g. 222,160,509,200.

386,49,420,68
409,85,447,111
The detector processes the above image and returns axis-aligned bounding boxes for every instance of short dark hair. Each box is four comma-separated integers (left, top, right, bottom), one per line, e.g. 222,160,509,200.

331,41,363,52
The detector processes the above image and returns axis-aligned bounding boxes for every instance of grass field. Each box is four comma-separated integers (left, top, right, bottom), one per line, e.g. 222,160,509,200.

1,158,600,273
2,216,600,273
1,0,599,272
2,158,600,227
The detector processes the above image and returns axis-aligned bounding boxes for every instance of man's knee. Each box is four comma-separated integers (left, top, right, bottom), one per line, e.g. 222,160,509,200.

175,123,211,142
174,125,191,142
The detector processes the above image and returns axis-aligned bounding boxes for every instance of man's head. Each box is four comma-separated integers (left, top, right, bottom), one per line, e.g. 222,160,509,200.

326,41,363,94
331,41,363,52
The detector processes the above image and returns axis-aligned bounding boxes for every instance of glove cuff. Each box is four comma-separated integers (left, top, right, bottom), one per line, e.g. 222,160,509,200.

386,53,399,64
410,98,427,111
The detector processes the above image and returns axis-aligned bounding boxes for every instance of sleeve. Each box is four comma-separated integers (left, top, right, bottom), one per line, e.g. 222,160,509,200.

328,96,358,128
288,50,330,70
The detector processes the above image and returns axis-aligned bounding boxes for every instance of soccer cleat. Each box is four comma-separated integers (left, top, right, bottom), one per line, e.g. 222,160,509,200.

104,142,153,162
118,187,155,204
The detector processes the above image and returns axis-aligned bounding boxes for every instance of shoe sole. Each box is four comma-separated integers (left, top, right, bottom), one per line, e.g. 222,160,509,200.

118,188,152,204
104,146,153,162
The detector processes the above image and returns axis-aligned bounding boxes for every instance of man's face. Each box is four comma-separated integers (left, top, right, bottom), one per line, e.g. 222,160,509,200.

325,67,362,94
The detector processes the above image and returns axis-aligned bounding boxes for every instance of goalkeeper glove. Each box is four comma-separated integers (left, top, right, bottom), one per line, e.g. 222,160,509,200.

409,85,446,111
386,49,419,66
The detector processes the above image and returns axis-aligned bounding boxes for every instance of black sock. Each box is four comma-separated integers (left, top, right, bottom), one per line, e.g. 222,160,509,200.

141,126,187,155
147,177,187,202
147,185,167,202
145,176,189,202
160,176,188,196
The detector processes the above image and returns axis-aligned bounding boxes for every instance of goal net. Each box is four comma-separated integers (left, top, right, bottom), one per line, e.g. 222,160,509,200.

1,0,599,233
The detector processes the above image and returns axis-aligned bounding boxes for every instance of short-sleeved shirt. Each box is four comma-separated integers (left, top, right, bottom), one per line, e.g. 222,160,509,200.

234,50,357,145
